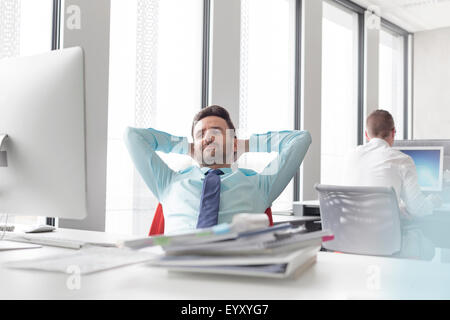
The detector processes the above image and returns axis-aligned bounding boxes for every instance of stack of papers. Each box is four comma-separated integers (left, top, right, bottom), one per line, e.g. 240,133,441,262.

142,224,333,279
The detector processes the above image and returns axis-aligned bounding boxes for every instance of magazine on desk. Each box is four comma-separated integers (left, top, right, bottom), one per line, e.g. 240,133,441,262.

162,228,332,256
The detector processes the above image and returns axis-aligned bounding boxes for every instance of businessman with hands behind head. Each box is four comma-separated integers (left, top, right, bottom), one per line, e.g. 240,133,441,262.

125,105,311,235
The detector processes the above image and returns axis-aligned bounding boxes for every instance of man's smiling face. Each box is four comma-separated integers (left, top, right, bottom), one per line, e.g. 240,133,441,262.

192,116,236,167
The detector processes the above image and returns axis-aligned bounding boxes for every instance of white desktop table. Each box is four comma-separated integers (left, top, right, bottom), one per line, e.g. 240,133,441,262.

1,228,449,300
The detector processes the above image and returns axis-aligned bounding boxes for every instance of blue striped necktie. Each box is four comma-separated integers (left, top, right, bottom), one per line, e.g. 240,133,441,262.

196,169,224,228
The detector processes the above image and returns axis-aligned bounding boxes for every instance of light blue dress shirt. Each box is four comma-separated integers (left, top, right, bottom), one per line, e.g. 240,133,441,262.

124,127,312,234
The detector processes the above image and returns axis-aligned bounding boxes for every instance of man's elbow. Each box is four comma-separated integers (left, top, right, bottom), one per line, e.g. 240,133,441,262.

285,130,312,164
123,126,158,154
406,200,434,217
123,126,137,149
293,130,312,149
302,130,312,146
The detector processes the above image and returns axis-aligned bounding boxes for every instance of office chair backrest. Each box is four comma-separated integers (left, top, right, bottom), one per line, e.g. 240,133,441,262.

315,184,402,256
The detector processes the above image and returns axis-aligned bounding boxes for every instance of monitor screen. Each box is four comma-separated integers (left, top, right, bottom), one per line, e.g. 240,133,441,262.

395,147,444,192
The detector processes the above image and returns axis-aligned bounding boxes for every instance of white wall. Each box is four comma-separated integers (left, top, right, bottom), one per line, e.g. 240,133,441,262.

59,0,111,231
413,27,450,139
301,0,322,201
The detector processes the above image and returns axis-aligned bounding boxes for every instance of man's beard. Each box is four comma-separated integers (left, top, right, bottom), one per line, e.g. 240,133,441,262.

202,143,225,165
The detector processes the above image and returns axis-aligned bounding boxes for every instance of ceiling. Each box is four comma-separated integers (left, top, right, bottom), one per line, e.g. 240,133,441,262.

351,0,450,33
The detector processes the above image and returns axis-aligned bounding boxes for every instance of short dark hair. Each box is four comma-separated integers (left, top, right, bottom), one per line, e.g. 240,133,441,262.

191,105,236,138
366,109,395,139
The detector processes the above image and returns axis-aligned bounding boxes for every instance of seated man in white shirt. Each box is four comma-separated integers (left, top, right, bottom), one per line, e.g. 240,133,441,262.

342,110,442,260
343,109,442,218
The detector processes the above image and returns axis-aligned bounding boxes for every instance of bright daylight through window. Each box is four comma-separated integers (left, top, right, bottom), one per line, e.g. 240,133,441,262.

321,0,359,185
238,0,296,212
106,0,204,235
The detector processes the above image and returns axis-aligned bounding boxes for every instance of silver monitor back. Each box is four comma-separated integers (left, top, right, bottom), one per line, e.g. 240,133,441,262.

0,47,87,219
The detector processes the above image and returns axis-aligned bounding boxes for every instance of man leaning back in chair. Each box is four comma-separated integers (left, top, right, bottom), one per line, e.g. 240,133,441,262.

124,105,312,235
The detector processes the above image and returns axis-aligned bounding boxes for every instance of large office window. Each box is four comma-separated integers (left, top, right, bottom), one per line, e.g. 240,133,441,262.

19,0,54,56
238,0,296,213
321,0,360,185
0,0,54,226
0,0,53,59
379,26,406,139
106,0,205,235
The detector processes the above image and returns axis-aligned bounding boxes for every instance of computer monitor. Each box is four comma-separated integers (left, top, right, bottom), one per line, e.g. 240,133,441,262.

395,146,444,192
0,47,87,219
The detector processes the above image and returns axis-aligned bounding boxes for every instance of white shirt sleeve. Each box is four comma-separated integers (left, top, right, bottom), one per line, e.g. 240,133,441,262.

400,157,435,217
341,151,355,186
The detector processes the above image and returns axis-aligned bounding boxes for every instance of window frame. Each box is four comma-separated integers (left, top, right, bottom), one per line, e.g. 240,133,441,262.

46,0,62,227
293,0,302,202
202,0,211,108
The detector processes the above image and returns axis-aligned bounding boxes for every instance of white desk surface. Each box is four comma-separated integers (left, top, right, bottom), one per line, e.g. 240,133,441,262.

1,228,449,300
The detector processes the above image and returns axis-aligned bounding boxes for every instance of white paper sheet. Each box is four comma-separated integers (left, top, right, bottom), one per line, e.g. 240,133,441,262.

4,246,163,274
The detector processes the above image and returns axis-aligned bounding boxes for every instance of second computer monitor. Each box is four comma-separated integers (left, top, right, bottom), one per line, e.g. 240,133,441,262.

395,146,444,192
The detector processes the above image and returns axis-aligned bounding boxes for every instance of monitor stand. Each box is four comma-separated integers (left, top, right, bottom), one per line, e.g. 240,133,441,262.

0,134,8,167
